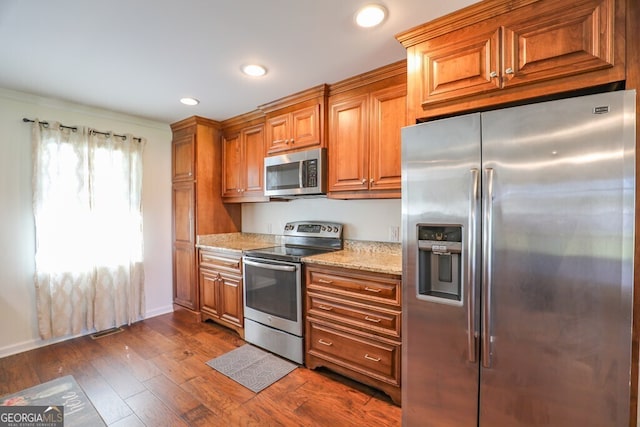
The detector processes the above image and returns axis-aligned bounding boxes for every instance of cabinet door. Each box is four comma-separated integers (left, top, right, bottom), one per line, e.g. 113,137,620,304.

328,95,369,192
222,132,242,197
174,242,196,310
219,273,243,327
173,182,194,244
291,105,321,149
414,27,501,106
501,0,615,88
242,124,265,195
369,85,406,192
266,113,290,154
200,270,220,317
172,133,195,181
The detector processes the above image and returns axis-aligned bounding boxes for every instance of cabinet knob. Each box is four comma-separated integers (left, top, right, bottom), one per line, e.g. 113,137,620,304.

361,178,367,184
505,68,514,75
489,71,498,78
237,189,241,193
370,178,374,184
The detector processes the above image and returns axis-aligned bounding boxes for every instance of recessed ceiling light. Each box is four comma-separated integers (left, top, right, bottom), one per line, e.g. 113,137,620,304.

180,97,200,106
242,64,267,77
355,4,387,28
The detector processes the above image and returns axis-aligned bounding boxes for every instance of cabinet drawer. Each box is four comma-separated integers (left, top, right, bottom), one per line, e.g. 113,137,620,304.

307,320,400,386
307,269,400,306
307,292,401,339
199,250,241,273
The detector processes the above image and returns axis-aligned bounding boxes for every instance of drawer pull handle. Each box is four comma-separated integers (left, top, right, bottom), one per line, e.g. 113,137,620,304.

364,354,381,362
318,304,334,311
364,286,381,293
364,316,381,323
318,279,333,284
203,255,239,268
318,339,333,346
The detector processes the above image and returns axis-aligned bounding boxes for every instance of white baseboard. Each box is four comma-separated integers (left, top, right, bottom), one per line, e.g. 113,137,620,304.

144,304,174,319
0,305,175,358
0,332,87,359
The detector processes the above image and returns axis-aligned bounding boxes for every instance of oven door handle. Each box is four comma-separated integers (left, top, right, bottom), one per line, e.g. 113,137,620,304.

243,258,298,272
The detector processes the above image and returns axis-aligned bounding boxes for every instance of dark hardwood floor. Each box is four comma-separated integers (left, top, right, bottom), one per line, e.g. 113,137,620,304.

0,311,401,426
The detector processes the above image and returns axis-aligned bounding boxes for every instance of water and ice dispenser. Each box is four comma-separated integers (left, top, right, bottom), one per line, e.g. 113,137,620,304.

417,225,462,304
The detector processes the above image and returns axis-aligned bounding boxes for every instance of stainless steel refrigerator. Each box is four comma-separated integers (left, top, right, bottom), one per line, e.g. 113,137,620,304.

401,90,636,426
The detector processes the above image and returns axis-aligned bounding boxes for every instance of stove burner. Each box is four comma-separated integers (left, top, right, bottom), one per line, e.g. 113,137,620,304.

243,245,336,263
243,221,343,262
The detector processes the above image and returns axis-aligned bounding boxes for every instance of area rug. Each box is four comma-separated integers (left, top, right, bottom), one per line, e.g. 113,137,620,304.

0,375,106,426
206,344,297,393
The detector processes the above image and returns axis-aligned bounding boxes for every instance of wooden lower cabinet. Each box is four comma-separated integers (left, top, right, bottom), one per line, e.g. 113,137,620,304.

174,242,197,310
305,265,402,405
198,249,244,337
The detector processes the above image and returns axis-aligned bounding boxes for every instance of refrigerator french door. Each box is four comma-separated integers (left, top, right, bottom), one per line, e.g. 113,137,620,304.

401,90,636,426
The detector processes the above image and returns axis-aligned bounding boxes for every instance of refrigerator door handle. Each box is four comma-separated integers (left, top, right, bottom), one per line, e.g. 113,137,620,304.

482,167,494,368
467,168,480,363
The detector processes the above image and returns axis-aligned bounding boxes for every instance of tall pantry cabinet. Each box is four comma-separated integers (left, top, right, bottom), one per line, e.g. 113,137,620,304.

171,116,241,315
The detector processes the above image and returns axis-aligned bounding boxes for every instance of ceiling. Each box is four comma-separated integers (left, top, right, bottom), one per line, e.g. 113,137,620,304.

0,0,476,124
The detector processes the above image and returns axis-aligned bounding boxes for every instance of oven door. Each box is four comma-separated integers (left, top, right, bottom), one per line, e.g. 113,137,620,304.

242,256,303,336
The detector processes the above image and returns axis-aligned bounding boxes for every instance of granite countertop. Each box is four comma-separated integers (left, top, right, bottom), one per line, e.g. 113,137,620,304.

301,240,402,276
196,233,402,276
196,233,276,255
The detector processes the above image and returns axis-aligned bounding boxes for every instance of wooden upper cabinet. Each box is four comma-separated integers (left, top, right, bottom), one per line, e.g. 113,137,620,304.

265,106,321,153
397,0,625,123
260,85,328,155
327,61,406,199
369,84,405,192
222,132,242,197
265,114,289,153
291,105,321,148
243,124,266,195
172,132,195,182
418,28,502,104
328,95,369,193
221,111,268,203
502,0,616,87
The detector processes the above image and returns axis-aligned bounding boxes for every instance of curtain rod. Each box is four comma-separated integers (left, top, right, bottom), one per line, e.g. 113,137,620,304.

22,118,142,142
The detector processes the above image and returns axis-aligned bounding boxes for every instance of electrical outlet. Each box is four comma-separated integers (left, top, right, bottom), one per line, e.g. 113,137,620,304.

389,226,400,242
267,223,272,234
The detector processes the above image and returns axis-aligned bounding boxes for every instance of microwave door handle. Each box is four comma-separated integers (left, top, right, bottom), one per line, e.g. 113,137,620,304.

299,161,304,188
243,258,297,272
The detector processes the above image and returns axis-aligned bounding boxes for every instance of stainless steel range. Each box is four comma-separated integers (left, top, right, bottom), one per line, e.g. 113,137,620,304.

242,221,343,364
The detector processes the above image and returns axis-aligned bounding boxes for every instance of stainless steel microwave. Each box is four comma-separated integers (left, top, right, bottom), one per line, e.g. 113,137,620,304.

264,147,326,197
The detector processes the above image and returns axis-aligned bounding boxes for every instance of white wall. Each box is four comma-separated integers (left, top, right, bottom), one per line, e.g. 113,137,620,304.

0,88,173,357
242,197,401,242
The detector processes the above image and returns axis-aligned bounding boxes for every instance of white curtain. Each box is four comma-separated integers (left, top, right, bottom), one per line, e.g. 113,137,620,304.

32,121,145,339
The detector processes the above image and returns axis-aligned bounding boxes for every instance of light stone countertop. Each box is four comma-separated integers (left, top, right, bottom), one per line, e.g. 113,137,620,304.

196,233,276,255
196,233,402,276
301,240,402,276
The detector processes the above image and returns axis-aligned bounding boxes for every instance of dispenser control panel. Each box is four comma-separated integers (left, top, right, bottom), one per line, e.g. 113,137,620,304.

417,225,463,305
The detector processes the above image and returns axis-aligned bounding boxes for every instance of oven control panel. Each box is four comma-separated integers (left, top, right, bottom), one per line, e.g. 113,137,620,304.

283,221,343,239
